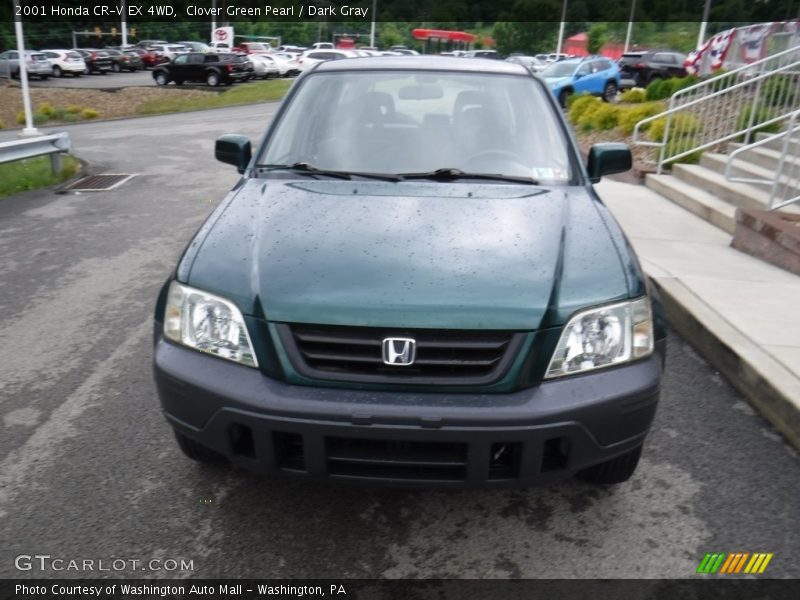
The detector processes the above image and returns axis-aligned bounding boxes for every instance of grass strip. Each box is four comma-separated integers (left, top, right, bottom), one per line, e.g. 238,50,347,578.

0,155,80,198
137,79,292,115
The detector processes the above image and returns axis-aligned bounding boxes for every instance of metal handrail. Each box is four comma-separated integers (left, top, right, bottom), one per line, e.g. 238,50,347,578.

725,110,800,210
632,45,800,173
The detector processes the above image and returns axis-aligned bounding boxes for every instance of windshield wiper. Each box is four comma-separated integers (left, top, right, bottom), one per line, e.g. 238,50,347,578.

258,162,403,182
398,168,538,185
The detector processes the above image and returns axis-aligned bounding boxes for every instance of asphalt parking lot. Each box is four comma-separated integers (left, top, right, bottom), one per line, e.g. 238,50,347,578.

14,69,156,89
0,105,798,579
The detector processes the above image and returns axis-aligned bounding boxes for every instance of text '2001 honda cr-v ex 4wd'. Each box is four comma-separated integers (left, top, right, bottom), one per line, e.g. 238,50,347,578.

153,56,666,488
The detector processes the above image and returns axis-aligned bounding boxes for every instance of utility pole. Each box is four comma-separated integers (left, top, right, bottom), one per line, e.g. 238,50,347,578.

121,0,128,47
12,0,39,136
697,0,712,50
370,0,377,48
624,0,637,53
211,0,217,41
556,0,568,55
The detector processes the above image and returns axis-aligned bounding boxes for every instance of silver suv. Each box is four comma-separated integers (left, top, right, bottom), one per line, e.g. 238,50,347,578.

0,50,52,79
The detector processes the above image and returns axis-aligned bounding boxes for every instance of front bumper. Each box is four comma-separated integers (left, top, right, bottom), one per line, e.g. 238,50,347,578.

154,336,663,488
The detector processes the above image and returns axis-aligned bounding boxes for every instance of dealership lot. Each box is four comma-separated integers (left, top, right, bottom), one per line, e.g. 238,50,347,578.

0,106,798,578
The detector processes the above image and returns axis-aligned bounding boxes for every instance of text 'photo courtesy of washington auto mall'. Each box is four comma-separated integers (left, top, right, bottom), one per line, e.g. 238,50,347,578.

1,0,800,597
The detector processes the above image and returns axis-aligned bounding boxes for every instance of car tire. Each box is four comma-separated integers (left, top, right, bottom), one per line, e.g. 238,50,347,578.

577,445,642,485
174,79,184,86
603,81,618,103
558,88,571,108
174,432,226,464
154,71,169,86
206,71,220,87
53,65,62,78
112,63,121,73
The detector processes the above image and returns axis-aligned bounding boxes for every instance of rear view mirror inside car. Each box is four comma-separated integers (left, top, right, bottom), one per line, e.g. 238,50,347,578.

399,84,444,100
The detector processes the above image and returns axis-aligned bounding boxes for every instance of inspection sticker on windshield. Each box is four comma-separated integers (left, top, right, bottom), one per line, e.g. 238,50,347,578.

532,168,568,182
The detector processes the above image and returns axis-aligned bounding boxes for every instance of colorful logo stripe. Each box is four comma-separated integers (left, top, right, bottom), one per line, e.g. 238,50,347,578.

697,552,773,574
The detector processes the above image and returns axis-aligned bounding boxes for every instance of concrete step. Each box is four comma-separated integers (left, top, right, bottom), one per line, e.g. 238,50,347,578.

701,153,800,199
726,143,786,172
645,173,737,234
671,163,773,211
755,131,800,154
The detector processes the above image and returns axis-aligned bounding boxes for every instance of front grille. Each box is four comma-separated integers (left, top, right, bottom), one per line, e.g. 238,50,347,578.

276,324,525,386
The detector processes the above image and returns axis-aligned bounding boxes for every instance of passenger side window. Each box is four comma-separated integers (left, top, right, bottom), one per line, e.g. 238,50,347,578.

189,54,204,65
577,64,591,76
204,55,219,63
173,55,188,65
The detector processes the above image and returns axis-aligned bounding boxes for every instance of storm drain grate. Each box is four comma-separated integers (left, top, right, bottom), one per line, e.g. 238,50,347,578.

63,174,136,192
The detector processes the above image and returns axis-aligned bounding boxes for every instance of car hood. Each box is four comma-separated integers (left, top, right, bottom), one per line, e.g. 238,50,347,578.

544,76,572,88
184,179,634,330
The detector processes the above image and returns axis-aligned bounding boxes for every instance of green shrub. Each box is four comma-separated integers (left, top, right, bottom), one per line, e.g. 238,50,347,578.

616,101,666,134
61,113,78,123
646,113,702,142
568,94,602,124
737,104,781,143
620,88,646,103
37,102,55,116
16,110,25,125
0,119,4,130
645,78,669,101
565,92,584,109
50,107,68,120
663,137,703,166
579,103,620,131
670,75,699,94
81,108,99,119
761,76,797,107
66,104,83,114
32,112,48,125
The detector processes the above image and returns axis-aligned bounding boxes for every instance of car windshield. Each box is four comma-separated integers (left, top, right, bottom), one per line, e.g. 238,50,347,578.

258,70,572,183
542,62,578,78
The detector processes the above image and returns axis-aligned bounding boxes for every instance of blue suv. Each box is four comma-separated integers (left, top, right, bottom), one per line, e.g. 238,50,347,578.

542,56,620,107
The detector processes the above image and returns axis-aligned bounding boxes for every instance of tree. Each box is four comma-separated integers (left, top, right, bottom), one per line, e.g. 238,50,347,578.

587,23,608,54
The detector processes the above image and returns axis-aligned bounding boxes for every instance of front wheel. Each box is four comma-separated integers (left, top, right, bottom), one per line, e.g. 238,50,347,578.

577,445,642,485
154,71,169,86
603,81,618,103
206,71,220,87
53,65,62,78
112,63,121,73
558,88,571,108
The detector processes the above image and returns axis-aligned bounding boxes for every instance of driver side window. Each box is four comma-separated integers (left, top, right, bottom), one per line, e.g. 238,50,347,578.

577,64,590,76
174,55,188,65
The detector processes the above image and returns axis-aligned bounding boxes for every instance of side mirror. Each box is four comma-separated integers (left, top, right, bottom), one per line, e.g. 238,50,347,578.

587,143,632,183
215,134,252,173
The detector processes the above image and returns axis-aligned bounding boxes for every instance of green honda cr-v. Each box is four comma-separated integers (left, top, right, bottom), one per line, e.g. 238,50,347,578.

153,56,666,488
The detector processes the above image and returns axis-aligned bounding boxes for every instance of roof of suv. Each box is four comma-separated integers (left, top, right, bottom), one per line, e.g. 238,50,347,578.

313,55,529,75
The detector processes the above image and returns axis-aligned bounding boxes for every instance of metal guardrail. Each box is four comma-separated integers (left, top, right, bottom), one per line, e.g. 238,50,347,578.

0,131,71,173
632,45,800,174
725,109,800,210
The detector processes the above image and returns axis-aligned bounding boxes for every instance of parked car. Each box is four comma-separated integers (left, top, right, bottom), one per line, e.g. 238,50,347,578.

0,50,51,79
618,50,687,88
103,48,143,72
236,42,273,55
249,54,281,79
297,49,359,72
463,50,501,59
41,50,85,77
542,55,620,106
148,44,189,62
506,54,547,72
272,52,300,76
135,39,168,49
177,41,210,53
153,56,665,488
73,49,112,74
125,47,165,69
152,52,250,86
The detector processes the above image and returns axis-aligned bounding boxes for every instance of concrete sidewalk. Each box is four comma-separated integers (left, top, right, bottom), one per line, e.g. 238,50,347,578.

597,179,800,449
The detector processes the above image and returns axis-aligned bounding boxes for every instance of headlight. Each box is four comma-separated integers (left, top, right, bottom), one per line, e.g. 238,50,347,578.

545,296,653,379
163,281,258,368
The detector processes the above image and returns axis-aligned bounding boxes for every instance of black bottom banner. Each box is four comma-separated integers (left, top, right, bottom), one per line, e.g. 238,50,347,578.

3,579,800,600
